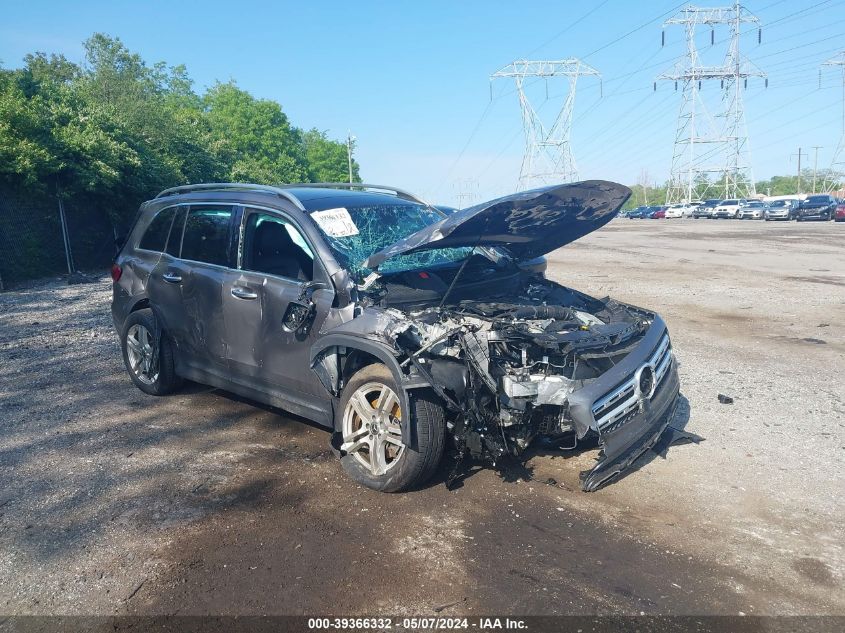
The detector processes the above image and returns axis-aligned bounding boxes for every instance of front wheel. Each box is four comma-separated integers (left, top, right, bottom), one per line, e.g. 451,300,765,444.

337,363,445,492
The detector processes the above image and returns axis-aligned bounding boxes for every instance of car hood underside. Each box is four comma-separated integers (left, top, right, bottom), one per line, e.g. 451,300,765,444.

364,180,631,269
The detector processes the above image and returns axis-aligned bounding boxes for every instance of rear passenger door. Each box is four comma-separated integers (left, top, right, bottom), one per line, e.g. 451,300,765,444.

150,205,236,376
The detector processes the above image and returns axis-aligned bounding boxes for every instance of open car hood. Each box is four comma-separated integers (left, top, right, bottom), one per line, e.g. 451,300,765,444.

364,180,631,269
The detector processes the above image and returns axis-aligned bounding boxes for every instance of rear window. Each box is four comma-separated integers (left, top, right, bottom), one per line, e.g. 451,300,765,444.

806,196,829,203
180,207,234,266
138,207,176,252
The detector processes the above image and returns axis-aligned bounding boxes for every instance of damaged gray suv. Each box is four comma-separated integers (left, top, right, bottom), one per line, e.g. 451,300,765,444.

111,181,680,492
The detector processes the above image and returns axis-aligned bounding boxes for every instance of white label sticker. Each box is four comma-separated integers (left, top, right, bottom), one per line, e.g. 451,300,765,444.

310,207,359,238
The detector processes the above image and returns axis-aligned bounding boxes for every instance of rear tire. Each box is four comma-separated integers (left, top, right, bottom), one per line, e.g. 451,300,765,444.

121,309,182,396
336,363,445,492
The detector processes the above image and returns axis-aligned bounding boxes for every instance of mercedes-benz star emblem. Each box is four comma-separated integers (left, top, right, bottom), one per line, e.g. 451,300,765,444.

637,365,656,399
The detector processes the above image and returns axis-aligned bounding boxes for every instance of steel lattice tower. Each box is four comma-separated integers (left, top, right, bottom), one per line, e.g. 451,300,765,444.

658,2,765,203
821,51,845,193
491,59,601,190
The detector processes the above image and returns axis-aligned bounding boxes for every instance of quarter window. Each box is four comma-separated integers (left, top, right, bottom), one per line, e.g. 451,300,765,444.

139,207,176,252
180,207,234,266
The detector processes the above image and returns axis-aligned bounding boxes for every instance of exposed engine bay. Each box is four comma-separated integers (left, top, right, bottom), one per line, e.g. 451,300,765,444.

321,271,672,490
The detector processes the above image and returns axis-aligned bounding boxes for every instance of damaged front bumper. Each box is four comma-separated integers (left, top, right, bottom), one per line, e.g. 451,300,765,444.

582,360,678,491
567,318,680,491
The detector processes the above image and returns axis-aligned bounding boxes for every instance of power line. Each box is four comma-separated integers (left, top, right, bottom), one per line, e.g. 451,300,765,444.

524,0,612,58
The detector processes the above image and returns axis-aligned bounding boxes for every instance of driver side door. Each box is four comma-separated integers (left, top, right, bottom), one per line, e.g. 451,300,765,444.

221,207,335,417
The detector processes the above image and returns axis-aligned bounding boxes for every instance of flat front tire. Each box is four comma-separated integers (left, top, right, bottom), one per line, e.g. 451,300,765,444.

121,309,182,396
337,363,445,492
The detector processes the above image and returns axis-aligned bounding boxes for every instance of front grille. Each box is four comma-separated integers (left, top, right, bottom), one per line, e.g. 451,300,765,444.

591,332,672,431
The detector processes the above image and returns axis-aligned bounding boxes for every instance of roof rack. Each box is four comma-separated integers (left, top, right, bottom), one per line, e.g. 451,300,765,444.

154,182,437,212
278,182,433,208
153,183,307,210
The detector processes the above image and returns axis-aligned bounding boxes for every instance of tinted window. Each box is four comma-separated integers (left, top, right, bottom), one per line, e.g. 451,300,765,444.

180,207,234,266
139,207,176,252
723,200,738,205
242,211,314,281
807,196,829,203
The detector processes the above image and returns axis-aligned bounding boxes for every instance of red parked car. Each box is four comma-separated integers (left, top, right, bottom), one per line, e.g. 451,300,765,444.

835,201,845,222
652,208,667,219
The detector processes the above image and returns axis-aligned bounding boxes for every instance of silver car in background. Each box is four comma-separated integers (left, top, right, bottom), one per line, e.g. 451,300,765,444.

764,199,800,221
738,200,767,220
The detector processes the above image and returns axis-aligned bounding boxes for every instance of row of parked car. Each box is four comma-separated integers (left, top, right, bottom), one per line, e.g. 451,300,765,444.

625,195,845,222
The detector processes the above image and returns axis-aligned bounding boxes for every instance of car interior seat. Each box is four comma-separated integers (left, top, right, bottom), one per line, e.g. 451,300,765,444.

251,221,313,281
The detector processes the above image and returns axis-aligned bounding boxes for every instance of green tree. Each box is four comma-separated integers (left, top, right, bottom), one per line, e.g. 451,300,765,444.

302,128,360,182
0,33,368,282
203,82,309,184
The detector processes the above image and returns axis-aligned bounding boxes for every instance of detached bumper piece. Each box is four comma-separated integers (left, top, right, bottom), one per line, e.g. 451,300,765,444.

580,360,680,492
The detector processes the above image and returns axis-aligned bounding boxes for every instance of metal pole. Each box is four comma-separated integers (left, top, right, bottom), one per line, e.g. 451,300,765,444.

57,197,74,274
797,147,803,195
346,132,354,184
812,146,822,193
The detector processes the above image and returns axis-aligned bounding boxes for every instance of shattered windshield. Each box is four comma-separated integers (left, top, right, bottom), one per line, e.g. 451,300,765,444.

310,203,473,279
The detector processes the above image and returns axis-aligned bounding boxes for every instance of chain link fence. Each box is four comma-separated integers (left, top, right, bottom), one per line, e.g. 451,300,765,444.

0,185,117,290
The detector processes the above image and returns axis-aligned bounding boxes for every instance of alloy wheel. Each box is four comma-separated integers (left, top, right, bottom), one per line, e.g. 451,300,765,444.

341,381,405,476
125,324,159,385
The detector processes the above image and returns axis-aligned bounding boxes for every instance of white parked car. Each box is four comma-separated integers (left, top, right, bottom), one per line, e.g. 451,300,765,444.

712,199,745,219
665,202,697,218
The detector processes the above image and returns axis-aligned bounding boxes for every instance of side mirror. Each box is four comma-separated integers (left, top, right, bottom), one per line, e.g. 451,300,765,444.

282,280,329,334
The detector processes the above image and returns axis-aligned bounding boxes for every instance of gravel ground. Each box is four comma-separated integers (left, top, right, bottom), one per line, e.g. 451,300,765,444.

0,218,842,616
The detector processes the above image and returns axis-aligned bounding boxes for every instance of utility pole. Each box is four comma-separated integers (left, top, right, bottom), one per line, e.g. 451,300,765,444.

637,168,650,205
820,51,845,193
657,1,765,203
792,147,804,195
811,146,823,193
491,59,601,190
346,131,356,184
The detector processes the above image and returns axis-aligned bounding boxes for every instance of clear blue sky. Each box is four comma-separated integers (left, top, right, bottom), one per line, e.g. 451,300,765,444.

2,0,843,205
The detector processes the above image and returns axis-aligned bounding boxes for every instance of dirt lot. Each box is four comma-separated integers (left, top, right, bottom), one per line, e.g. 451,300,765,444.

0,219,843,617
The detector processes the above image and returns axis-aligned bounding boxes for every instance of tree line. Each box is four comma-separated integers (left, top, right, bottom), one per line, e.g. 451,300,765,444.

0,33,359,229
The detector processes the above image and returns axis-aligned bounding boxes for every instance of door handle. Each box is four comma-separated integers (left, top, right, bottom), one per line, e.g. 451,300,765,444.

231,287,258,300
162,272,182,283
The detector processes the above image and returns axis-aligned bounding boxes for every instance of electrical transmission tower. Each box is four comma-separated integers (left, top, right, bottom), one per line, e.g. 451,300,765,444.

452,178,479,209
821,51,845,193
491,59,601,191
657,2,766,203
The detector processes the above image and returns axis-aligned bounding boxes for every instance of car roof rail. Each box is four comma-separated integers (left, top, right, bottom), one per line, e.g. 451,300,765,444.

153,183,307,210
279,182,433,208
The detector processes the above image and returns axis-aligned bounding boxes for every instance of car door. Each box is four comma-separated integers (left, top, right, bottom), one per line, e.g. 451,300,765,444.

221,206,335,403
150,204,236,376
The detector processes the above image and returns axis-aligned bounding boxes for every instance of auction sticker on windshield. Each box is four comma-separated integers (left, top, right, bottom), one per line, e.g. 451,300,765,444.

311,208,360,238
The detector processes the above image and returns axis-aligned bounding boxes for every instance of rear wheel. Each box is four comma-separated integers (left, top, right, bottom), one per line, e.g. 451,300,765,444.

337,363,445,492
121,309,182,396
